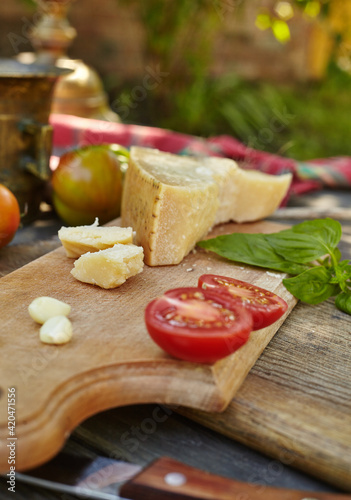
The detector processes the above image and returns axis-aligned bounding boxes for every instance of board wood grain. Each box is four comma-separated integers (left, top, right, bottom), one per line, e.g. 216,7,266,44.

0,220,296,473
178,290,351,490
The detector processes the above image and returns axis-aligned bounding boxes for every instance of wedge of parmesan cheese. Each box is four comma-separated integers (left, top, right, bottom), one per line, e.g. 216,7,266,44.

121,147,292,266
71,244,144,289
58,219,133,258
121,147,219,266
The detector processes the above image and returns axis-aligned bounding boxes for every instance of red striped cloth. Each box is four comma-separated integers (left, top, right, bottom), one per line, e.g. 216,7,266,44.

51,113,351,203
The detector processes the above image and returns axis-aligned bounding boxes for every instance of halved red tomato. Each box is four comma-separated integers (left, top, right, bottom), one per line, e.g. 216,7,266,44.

145,287,253,364
198,275,288,330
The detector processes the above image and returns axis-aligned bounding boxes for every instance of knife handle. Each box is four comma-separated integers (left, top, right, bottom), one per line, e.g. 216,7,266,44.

120,456,351,500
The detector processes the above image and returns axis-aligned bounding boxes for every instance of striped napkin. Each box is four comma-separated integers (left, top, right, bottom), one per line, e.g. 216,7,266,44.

51,113,351,203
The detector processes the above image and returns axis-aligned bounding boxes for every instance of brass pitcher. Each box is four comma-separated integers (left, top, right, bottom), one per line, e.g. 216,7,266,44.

0,58,71,221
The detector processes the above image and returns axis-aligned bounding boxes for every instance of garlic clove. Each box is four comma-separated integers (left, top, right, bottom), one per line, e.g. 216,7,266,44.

39,316,73,345
28,297,71,324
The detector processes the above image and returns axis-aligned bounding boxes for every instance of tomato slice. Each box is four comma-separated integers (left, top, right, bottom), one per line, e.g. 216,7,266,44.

198,274,288,330
145,287,253,364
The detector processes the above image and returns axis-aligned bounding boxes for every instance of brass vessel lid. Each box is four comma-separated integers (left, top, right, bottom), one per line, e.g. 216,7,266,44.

0,58,71,79
16,53,120,122
52,58,120,121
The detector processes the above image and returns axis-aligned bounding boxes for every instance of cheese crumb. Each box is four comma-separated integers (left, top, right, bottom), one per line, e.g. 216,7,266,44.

266,271,283,278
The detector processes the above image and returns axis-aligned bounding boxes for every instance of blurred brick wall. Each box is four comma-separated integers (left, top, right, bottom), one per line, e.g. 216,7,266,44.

68,0,145,83
0,0,327,85
0,2,34,57
211,0,319,81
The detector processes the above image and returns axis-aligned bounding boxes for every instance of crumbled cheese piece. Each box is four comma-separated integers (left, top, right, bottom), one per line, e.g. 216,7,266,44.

71,244,144,289
58,220,133,258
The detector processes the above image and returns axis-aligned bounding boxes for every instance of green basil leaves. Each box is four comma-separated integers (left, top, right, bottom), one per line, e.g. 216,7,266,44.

197,232,309,275
335,292,351,315
197,218,351,315
283,267,340,304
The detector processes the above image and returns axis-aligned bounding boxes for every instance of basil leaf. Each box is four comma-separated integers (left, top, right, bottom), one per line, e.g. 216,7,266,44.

292,218,342,252
199,218,349,315
333,248,342,264
283,266,340,304
263,219,341,264
265,230,329,264
334,263,351,291
319,255,332,267
198,233,308,274
335,292,351,315
338,260,351,272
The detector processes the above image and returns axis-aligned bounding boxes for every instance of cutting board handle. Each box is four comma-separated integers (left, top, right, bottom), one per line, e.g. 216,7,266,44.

120,456,351,500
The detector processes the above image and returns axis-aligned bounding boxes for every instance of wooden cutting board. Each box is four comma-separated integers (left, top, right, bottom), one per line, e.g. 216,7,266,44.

0,220,296,473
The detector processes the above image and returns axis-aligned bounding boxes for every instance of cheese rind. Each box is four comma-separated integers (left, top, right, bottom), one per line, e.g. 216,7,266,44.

70,244,144,289
121,148,219,266
58,220,133,258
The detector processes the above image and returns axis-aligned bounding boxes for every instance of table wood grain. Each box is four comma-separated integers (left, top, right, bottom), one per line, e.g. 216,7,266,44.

0,191,350,497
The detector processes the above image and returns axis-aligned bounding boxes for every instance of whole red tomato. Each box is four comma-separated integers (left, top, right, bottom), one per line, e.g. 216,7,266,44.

52,144,128,226
0,184,21,249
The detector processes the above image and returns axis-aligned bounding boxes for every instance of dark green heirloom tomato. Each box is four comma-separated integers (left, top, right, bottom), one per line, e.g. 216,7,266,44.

52,144,129,226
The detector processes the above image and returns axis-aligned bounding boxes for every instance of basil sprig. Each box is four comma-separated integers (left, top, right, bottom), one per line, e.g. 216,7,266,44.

197,218,351,315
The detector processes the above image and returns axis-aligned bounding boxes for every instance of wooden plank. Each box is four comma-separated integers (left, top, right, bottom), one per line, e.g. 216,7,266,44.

178,298,351,491
70,403,341,491
0,220,296,473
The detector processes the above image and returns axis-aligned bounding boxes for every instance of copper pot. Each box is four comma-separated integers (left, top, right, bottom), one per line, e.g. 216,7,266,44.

0,58,71,221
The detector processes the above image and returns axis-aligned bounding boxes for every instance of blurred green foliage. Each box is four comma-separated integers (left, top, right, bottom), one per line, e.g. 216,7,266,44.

18,0,35,6
111,0,351,161
109,0,351,161
17,0,351,160
256,0,331,44
114,62,351,161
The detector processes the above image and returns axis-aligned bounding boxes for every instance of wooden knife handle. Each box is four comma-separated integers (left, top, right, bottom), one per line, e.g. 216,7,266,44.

120,456,351,500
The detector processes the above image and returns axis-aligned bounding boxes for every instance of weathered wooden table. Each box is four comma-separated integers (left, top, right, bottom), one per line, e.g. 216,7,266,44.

0,189,350,498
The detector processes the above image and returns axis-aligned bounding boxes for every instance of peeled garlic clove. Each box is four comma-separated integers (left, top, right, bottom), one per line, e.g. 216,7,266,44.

28,297,71,324
39,316,73,345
